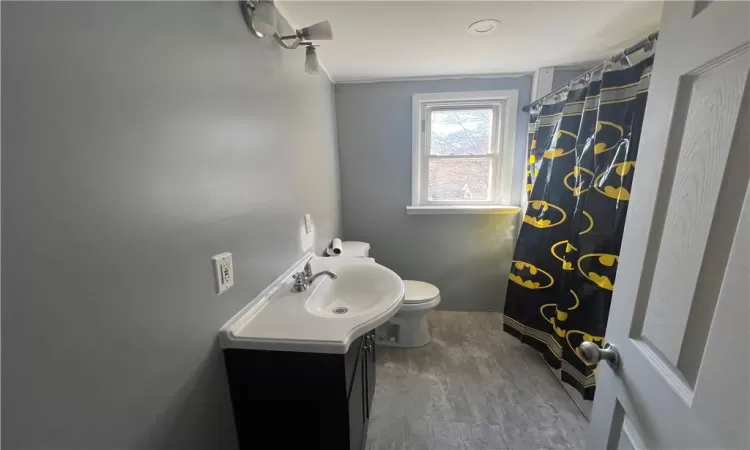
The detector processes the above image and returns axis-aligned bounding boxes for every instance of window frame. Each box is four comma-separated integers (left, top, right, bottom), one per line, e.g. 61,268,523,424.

410,91,519,211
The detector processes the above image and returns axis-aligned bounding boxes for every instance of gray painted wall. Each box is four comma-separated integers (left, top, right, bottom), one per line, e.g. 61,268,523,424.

2,2,340,449
335,77,532,312
551,68,588,91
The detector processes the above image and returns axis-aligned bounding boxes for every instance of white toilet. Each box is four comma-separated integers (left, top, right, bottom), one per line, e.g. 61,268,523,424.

335,241,441,348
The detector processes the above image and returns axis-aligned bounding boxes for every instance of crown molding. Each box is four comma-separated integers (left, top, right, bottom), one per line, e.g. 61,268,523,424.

335,72,531,85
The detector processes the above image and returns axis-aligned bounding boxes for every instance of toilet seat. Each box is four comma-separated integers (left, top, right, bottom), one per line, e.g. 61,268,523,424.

403,280,440,304
399,295,441,312
400,280,440,312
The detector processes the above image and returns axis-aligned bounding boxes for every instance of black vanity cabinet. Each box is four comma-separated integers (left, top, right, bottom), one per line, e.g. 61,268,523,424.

223,330,377,450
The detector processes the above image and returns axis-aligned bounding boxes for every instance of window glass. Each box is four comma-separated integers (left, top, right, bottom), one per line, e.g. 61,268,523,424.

428,159,491,201
429,109,494,156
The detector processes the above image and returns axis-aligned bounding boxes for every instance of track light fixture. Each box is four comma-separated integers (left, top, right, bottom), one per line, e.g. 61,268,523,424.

239,0,333,75
278,21,333,42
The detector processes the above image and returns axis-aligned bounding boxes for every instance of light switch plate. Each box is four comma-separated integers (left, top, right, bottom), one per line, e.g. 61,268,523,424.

299,215,314,253
211,252,234,295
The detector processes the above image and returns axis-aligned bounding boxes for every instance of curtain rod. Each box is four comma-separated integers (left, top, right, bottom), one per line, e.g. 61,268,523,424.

522,32,658,113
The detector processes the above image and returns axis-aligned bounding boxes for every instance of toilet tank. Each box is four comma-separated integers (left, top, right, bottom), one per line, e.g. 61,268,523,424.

341,241,370,258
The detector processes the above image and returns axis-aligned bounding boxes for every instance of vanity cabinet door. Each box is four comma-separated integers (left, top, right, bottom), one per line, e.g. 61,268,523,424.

366,331,376,413
345,336,363,397
348,341,367,450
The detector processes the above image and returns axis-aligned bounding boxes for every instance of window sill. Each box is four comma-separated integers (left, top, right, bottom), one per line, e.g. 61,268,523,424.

405,205,521,215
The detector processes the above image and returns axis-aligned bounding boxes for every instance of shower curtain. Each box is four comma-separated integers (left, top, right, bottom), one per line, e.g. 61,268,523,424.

503,56,654,400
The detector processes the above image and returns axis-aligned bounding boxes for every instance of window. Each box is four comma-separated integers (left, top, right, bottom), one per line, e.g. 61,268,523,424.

409,91,519,214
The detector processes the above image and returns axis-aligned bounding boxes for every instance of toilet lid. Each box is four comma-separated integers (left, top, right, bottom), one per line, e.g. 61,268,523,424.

403,280,440,304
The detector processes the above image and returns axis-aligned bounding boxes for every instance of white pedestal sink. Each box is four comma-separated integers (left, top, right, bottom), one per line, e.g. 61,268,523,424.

220,254,405,354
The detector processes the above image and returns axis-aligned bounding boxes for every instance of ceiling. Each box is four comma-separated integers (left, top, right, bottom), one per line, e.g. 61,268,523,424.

278,1,663,82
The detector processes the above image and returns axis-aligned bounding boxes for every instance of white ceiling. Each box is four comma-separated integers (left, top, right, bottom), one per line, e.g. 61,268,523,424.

279,1,663,82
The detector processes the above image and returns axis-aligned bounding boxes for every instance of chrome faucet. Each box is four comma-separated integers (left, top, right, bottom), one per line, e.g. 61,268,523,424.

292,260,337,292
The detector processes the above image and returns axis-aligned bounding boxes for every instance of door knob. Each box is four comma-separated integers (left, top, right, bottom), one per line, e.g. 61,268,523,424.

579,342,620,369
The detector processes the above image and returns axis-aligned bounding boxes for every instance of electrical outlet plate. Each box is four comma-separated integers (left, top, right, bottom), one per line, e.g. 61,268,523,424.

211,252,234,295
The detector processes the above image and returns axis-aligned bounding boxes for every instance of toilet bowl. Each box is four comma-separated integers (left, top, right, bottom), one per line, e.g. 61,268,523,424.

331,241,440,348
375,280,440,348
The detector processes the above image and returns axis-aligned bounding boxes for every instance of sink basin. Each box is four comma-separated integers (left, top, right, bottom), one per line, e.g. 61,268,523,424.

219,254,405,354
304,262,403,318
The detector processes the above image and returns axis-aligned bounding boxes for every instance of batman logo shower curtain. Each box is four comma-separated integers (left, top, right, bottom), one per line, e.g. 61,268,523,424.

503,56,654,400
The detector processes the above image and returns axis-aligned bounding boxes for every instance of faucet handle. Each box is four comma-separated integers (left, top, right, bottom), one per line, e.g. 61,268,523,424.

303,258,313,277
291,271,307,292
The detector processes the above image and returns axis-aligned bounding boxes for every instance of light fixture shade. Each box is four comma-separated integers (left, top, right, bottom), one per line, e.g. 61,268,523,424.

300,21,333,40
252,1,277,36
305,46,320,74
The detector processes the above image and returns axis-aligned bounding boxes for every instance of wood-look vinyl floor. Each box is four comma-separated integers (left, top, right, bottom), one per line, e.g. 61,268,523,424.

365,311,587,450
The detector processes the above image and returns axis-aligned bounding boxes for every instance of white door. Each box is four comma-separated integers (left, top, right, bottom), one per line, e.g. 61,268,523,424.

585,1,750,449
